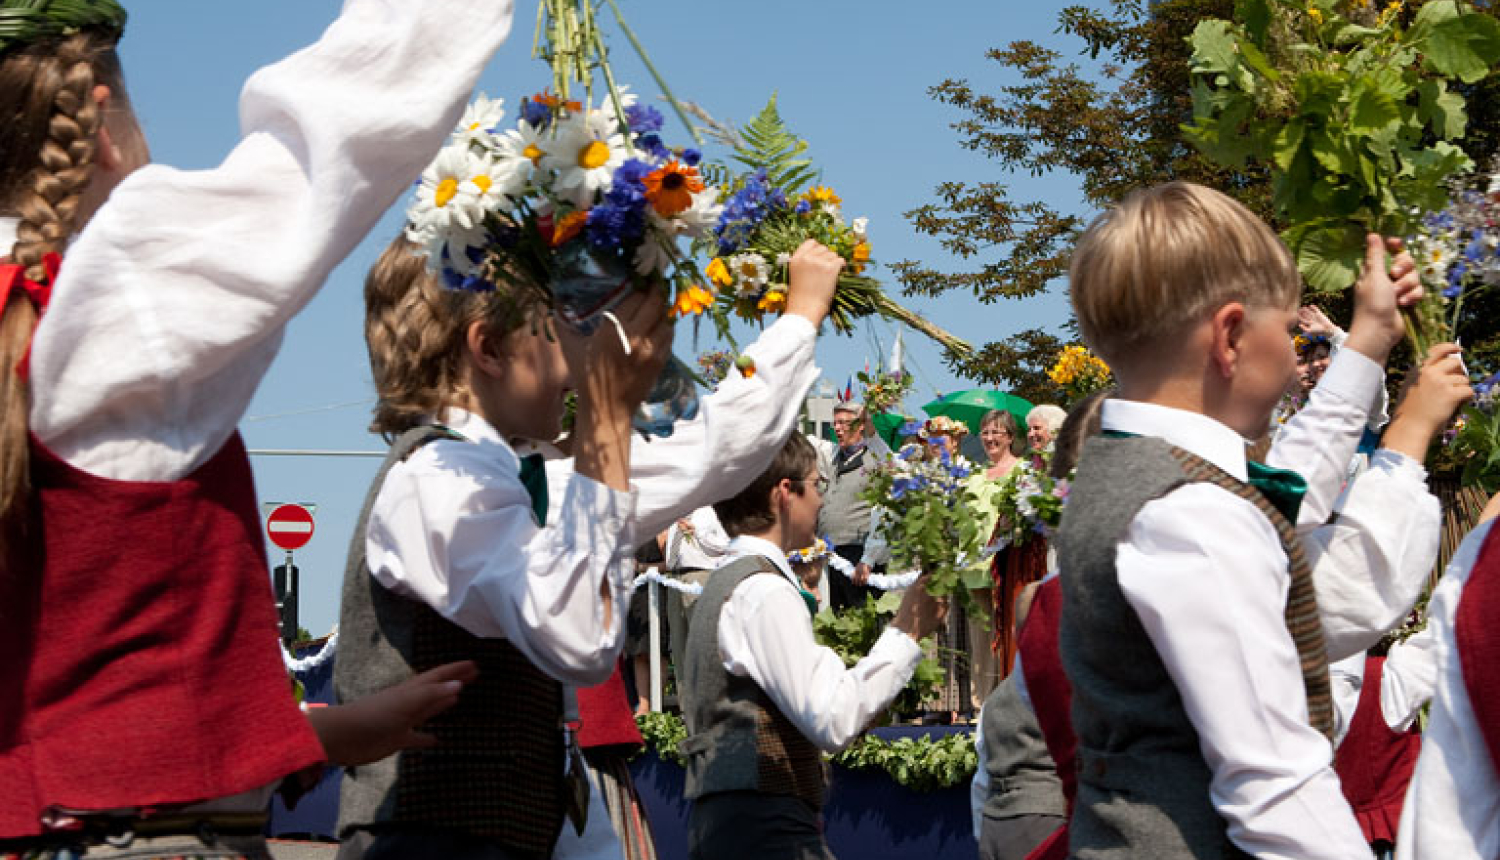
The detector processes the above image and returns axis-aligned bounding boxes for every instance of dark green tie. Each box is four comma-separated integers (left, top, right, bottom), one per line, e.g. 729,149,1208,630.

519,453,549,527
1246,461,1308,525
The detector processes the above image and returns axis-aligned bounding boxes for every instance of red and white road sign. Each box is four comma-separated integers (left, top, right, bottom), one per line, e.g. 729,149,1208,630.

265,503,315,552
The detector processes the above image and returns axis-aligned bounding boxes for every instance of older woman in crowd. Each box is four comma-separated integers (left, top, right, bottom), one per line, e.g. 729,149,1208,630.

959,410,1028,706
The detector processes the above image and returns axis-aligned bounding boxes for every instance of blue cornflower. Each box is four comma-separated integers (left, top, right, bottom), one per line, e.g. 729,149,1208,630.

715,170,786,255
521,99,552,128
682,148,702,167
900,421,924,438
614,158,655,188
794,200,812,215
636,133,672,162
625,104,664,134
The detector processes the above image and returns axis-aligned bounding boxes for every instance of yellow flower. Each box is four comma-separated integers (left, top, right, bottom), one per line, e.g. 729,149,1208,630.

705,257,734,289
757,289,788,314
801,186,842,207
670,284,716,319
851,241,872,274
1307,6,1324,26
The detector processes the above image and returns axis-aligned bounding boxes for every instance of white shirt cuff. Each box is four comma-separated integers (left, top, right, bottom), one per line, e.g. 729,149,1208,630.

1369,448,1428,482
1314,347,1384,411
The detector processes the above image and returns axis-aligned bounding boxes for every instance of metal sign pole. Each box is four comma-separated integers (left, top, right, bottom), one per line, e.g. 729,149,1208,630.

648,578,662,713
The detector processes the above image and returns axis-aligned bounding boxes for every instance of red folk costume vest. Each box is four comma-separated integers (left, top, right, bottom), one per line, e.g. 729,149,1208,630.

576,668,644,753
0,433,326,839
1331,656,1421,845
1018,577,1074,860
1455,520,1500,783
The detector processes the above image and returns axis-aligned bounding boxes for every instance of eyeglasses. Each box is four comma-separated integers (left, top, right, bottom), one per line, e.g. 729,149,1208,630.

790,476,829,493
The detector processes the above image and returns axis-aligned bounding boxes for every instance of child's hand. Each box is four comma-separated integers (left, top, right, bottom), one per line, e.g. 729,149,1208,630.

783,239,843,327
562,287,672,418
1297,305,1338,338
308,660,479,767
1382,343,1473,462
1344,234,1424,364
891,578,948,642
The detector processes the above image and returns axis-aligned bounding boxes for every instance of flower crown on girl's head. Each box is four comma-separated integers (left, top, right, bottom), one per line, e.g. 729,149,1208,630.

1293,332,1332,357
0,0,127,57
919,415,968,441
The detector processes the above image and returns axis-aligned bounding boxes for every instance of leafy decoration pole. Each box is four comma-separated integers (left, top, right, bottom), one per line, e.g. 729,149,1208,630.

1184,0,1500,354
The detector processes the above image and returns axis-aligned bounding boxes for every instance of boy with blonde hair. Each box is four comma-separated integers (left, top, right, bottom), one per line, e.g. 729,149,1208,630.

1058,181,1452,858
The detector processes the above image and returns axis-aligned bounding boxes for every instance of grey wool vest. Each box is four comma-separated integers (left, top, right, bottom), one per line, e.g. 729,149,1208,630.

817,444,878,546
678,555,828,810
1057,435,1253,860
334,426,567,860
980,673,1067,821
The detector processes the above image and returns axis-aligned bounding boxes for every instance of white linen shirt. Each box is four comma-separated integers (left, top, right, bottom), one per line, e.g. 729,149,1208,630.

716,534,923,752
26,0,517,482
1103,347,1437,860
1395,520,1500,860
366,315,820,686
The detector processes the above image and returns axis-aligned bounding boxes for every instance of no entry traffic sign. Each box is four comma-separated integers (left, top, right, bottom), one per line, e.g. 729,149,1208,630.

265,503,315,552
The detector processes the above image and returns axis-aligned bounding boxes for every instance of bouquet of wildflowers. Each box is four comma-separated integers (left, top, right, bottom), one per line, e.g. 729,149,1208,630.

1047,345,1112,404
1404,163,1500,357
692,97,971,355
861,430,983,604
989,460,1070,550
406,90,721,323
696,348,734,387
858,369,913,417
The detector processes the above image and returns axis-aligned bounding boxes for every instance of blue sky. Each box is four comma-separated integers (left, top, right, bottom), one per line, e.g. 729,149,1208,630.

119,2,1092,635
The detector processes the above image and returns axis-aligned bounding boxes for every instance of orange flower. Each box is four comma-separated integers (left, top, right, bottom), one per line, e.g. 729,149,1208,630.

757,289,787,314
670,284,716,319
851,241,871,274
642,160,705,217
705,257,733,289
533,89,582,113
735,354,757,379
549,210,589,247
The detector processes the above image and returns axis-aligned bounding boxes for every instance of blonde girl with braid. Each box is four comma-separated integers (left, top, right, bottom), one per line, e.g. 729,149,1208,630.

0,1,523,856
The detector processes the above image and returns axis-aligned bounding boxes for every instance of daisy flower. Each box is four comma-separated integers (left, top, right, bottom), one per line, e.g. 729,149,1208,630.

408,144,493,246
676,188,723,240
542,110,629,208
642,160,705,217
492,119,548,180
452,93,506,147
729,252,770,295
633,224,677,275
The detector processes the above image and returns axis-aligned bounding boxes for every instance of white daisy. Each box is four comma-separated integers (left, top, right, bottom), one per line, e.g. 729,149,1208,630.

452,94,506,147
633,224,677,276
408,144,491,240
852,217,869,242
540,110,629,208
676,188,724,240
728,252,770,295
492,119,548,181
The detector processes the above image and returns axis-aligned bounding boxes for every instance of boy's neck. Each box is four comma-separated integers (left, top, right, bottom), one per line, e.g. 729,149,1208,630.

739,525,791,555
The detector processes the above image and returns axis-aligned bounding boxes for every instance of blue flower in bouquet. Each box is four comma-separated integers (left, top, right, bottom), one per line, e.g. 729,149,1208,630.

521,98,552,129
585,159,653,251
794,199,812,215
682,148,702,167
900,420,924,438
715,170,786,255
636,133,673,162
625,104,664,134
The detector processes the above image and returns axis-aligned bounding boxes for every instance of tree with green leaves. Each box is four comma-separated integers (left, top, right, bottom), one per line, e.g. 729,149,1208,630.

901,0,1500,395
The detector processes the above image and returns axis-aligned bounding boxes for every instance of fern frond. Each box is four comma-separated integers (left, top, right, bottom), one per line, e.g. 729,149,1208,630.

732,93,819,195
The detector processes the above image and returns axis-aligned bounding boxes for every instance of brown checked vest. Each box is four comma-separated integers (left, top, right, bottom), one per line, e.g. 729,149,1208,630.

335,426,567,859
678,555,828,810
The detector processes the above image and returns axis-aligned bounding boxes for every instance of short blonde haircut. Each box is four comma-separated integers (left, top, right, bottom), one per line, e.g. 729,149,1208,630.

1069,182,1301,365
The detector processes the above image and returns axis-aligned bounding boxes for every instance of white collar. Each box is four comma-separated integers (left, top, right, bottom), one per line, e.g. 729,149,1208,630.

1100,398,1249,481
722,534,800,590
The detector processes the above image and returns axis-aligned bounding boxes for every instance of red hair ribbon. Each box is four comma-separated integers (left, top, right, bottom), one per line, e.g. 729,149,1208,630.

0,251,60,379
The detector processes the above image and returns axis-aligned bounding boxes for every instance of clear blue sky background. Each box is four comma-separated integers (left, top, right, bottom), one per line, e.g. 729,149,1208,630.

119,1,1092,635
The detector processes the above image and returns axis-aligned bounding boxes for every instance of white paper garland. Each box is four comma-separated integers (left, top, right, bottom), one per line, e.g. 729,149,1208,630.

281,626,338,673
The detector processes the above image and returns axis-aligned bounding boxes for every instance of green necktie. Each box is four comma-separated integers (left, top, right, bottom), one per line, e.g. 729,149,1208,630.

519,453,549,527
1103,430,1308,523
1246,461,1308,525
799,589,818,619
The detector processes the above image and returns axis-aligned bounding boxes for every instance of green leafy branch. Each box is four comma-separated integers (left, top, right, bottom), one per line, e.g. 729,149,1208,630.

1184,0,1500,300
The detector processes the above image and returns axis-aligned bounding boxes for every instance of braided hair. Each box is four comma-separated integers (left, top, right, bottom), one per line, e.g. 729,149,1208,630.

0,2,128,565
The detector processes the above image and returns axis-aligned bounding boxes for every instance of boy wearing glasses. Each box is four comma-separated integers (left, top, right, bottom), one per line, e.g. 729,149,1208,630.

678,432,945,860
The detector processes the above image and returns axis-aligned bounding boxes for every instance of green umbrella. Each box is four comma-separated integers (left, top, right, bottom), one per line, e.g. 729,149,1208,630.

921,390,1033,436
870,412,914,450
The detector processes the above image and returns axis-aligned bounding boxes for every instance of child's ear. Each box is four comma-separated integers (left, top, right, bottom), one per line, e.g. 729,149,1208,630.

466,320,507,379
1209,302,1246,379
92,85,124,172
